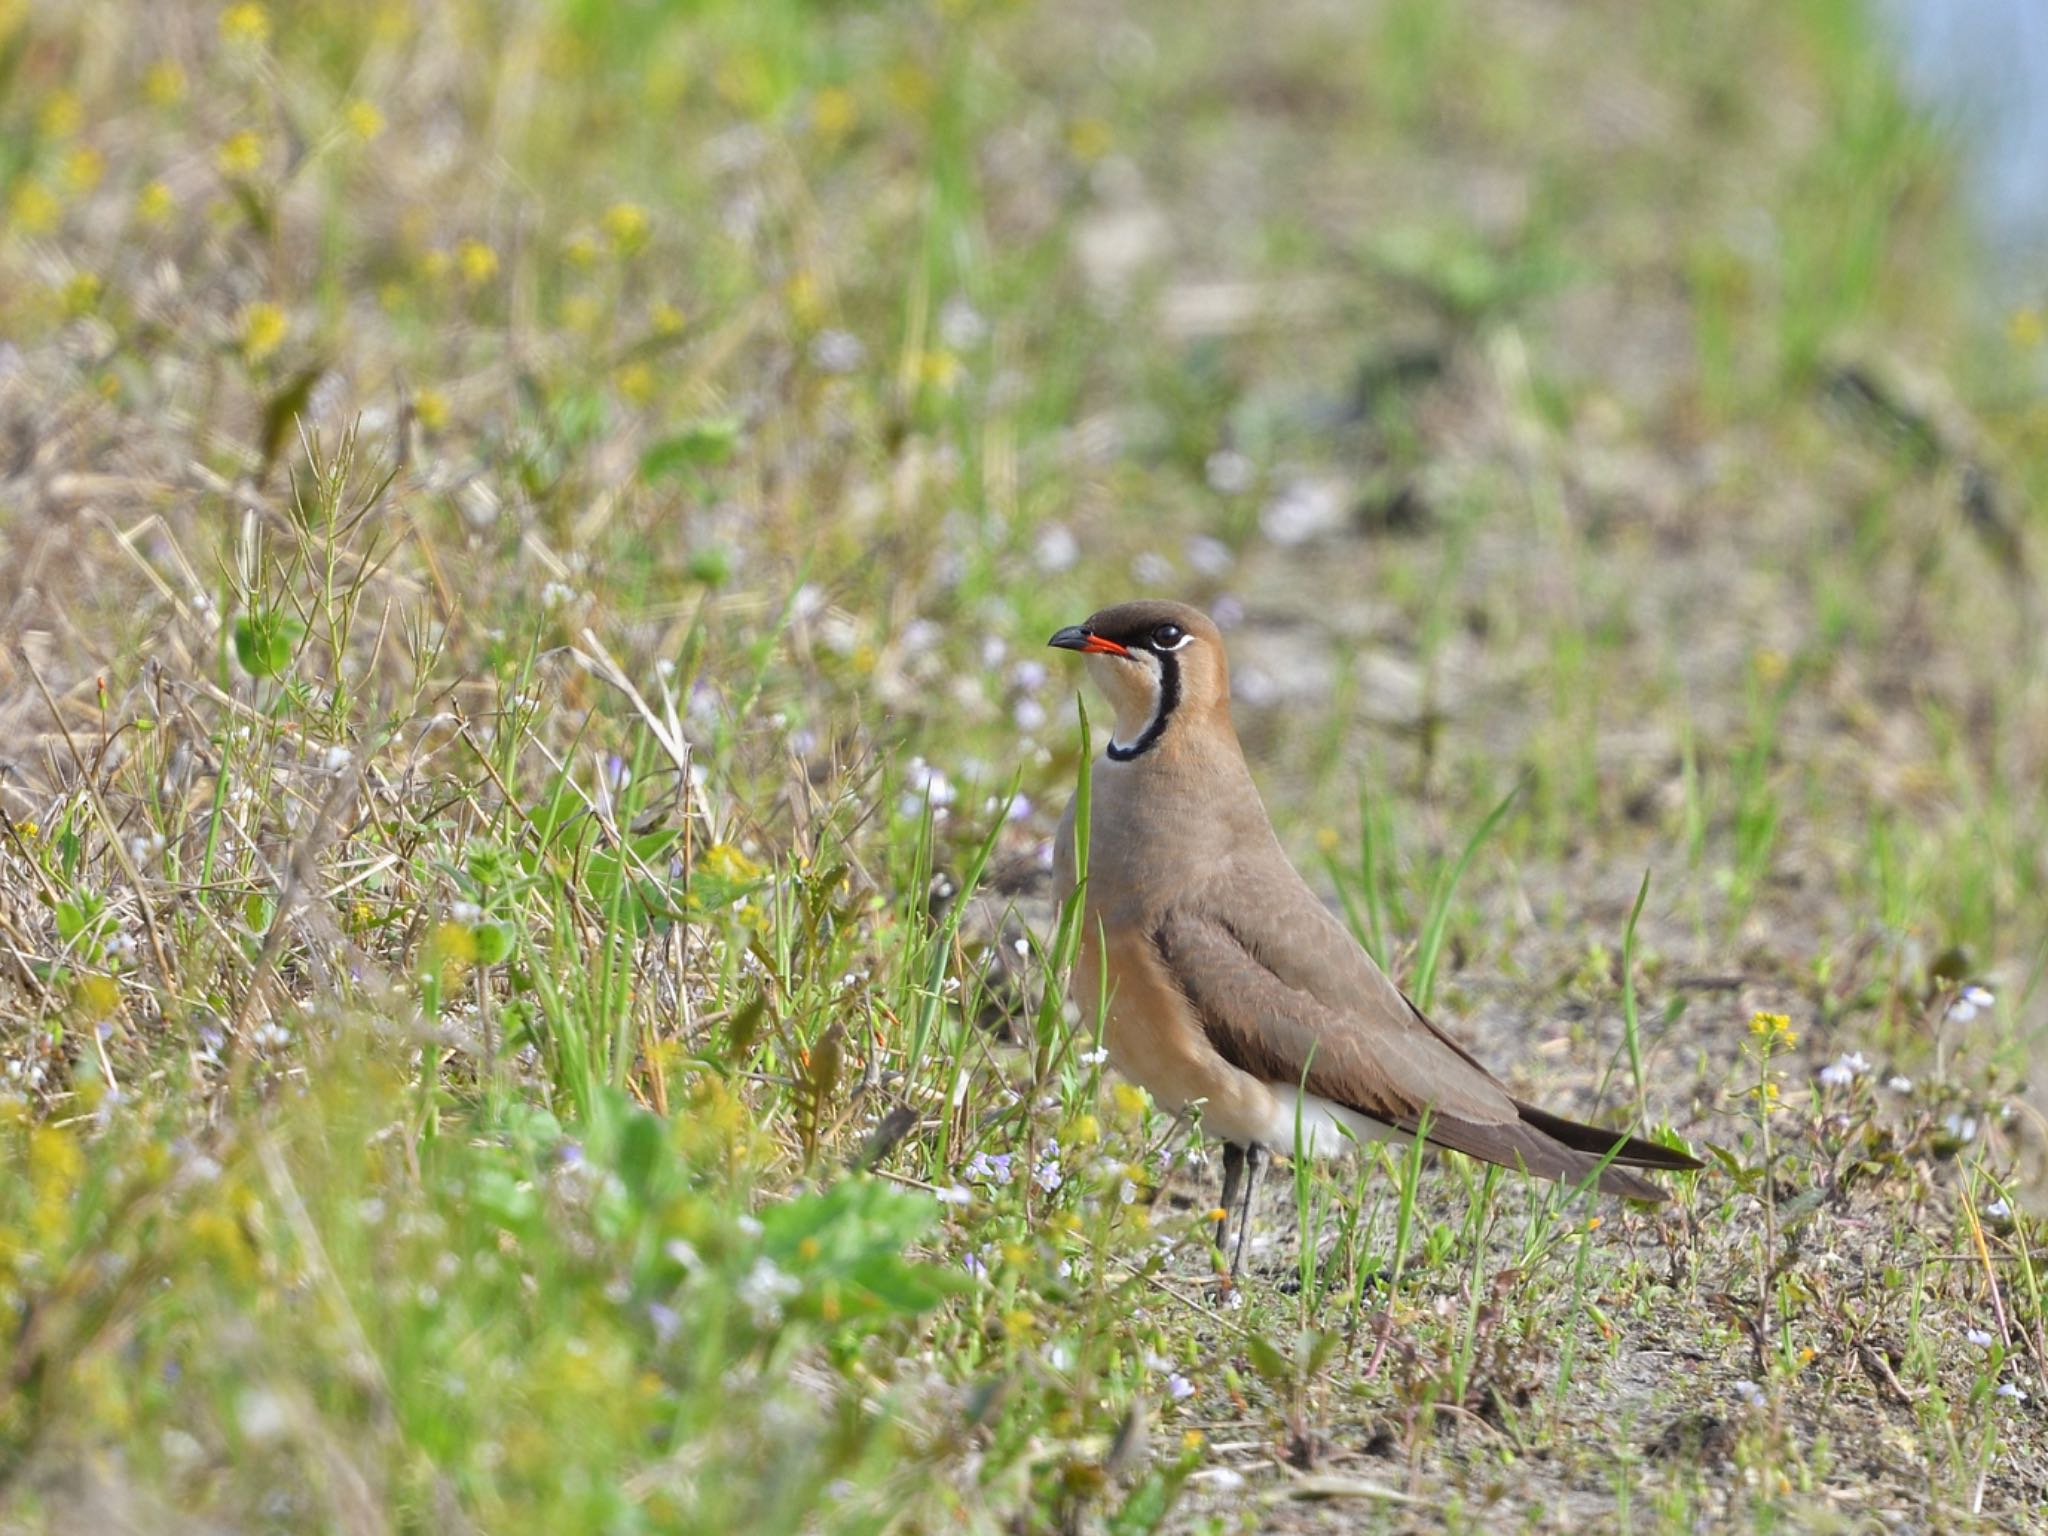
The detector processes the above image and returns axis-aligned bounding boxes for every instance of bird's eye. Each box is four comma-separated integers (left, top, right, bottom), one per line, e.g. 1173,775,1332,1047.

1151,623,1185,649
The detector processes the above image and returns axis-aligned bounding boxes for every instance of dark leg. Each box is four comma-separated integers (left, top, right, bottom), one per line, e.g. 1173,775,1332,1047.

1216,1143,1245,1254
1231,1144,1262,1277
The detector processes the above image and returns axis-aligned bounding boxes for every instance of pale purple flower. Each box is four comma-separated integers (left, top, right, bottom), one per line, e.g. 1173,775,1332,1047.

1166,1373,1195,1402
1817,1052,1869,1088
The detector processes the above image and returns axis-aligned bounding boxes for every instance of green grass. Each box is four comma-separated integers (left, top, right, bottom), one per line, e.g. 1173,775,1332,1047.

3,0,2047,1529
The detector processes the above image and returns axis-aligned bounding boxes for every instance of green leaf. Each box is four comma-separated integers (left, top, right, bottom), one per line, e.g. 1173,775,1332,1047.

233,608,305,679
639,418,740,481
1244,1331,1292,1386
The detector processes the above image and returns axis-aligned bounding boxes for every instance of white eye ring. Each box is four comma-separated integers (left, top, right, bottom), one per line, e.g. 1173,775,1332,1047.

1152,628,1192,652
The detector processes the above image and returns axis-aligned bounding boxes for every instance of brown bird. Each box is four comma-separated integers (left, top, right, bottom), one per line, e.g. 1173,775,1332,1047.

1049,600,1700,1273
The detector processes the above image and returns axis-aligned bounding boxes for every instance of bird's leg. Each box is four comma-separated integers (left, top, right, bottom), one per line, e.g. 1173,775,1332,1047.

1230,1144,1262,1278
1216,1143,1244,1255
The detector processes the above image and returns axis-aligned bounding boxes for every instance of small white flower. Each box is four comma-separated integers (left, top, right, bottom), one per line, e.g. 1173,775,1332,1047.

790,583,827,623
1079,1048,1109,1066
900,618,942,653
323,744,352,772
938,296,987,350
1943,1112,1980,1143
1887,1075,1914,1094
1963,984,1995,1009
1192,1468,1245,1491
1034,525,1079,573
1009,659,1048,692
1005,793,1034,822
1966,1328,1995,1348
664,1238,701,1269
738,1255,800,1325
1996,1382,2027,1401
1259,476,1347,546
1013,698,1048,732
979,634,1009,669
1204,449,1253,495
1984,1198,2011,1219
1042,1342,1075,1371
904,757,956,810
809,329,866,373
934,1183,972,1207
736,1213,764,1238
1733,1379,1766,1408
1817,1052,1869,1088
1166,1372,1195,1402
236,1388,291,1445
1184,533,1233,575
1131,551,1174,587
962,1251,989,1280
451,900,483,925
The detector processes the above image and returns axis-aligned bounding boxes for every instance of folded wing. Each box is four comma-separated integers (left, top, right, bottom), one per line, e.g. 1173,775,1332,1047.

1154,865,1695,1199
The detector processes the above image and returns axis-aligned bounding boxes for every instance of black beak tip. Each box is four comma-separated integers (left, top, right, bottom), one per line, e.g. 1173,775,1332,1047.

1047,625,1092,652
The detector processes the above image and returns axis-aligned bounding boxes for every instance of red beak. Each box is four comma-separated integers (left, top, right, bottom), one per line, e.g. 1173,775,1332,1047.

1049,625,1129,657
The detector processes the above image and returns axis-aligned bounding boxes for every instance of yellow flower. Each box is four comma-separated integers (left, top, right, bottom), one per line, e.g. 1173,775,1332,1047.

2010,307,2044,351
456,238,498,285
39,91,81,138
371,0,411,42
136,180,175,223
30,1125,85,1197
73,972,120,1019
811,85,859,144
425,919,476,976
1066,117,1114,163
616,361,655,405
560,293,600,332
417,247,451,282
916,349,961,391
219,2,271,48
216,130,264,178
414,388,449,431
238,300,288,363
9,180,60,234
144,60,188,106
1748,1010,1796,1048
63,146,104,193
713,50,773,115
564,229,601,268
62,272,101,315
342,98,385,142
701,843,764,882
1001,1308,1036,1338
785,270,824,328
601,201,649,254
884,60,932,113
650,301,686,337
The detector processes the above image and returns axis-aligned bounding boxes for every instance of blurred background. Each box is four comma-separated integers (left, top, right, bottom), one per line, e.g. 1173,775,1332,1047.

2,0,2045,1529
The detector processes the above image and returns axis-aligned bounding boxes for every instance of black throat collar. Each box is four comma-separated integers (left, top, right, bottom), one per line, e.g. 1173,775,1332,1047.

1106,650,1181,762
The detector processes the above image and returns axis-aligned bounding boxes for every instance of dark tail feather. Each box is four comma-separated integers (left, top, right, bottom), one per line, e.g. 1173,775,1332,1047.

1514,1102,1704,1173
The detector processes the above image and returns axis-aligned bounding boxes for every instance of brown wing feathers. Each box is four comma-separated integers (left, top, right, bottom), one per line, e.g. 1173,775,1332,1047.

1154,910,1697,1200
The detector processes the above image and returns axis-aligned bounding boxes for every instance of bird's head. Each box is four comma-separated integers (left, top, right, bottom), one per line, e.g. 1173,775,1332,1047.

1047,599,1228,761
